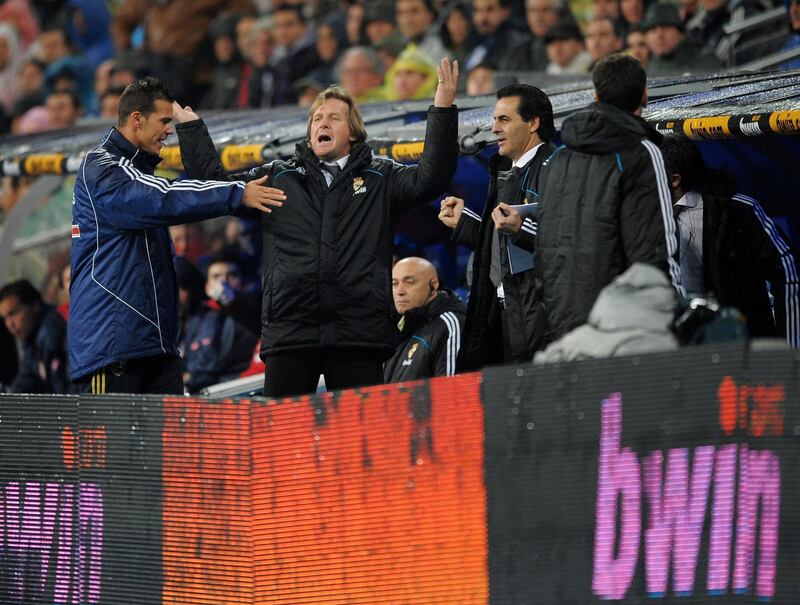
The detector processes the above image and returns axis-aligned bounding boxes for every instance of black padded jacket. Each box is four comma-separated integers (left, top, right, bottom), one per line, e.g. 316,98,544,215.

536,102,683,341
176,107,459,358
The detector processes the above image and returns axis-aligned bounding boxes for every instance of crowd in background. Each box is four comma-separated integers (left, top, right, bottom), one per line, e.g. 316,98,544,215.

0,0,795,136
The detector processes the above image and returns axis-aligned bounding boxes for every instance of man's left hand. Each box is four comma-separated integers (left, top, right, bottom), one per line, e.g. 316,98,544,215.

172,102,199,123
433,57,459,108
492,203,522,235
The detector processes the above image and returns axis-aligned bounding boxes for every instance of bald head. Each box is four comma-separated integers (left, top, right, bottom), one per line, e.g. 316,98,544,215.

392,257,439,314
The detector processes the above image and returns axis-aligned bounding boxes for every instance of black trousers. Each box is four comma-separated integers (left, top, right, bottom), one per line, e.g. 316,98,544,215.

76,354,184,395
263,347,384,398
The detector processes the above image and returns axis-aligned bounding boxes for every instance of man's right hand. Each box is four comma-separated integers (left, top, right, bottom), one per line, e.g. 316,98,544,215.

242,175,286,214
172,102,199,123
438,196,464,229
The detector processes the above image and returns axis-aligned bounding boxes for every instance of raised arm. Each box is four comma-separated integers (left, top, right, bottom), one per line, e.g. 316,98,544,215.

389,59,460,214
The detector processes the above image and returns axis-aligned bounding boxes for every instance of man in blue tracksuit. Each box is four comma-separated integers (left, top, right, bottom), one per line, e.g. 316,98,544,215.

69,77,281,394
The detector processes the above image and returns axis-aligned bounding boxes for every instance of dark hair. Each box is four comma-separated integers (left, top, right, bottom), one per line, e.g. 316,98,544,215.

41,25,70,46
496,83,555,142
175,258,205,296
591,15,623,39
117,77,174,126
0,279,42,306
660,135,706,193
592,53,646,113
272,4,305,24
47,88,82,109
206,249,243,276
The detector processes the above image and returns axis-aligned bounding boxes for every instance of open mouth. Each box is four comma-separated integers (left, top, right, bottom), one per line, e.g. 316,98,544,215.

317,134,332,144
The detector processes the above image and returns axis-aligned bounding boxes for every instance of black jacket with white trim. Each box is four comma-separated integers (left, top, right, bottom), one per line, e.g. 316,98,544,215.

383,290,466,383
453,143,556,371
701,178,799,347
536,102,683,341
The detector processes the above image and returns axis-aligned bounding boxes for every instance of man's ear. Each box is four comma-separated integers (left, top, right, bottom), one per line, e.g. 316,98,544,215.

530,116,540,135
671,173,681,190
430,278,439,293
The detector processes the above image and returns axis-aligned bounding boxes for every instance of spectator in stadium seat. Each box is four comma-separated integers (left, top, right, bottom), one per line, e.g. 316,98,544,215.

544,21,592,74
245,18,278,109
270,4,321,105
36,26,72,67
619,0,646,36
177,258,257,393
500,0,567,72
65,0,115,75
112,0,252,105
176,61,459,397
465,0,527,70
441,2,477,67
586,16,625,67
780,0,800,69
660,136,799,347
643,2,722,75
439,84,556,370
346,1,367,46
465,62,496,95
99,87,123,120
204,250,262,337
68,77,280,395
307,15,348,88
0,279,70,394
535,54,683,344
0,23,22,114
626,25,650,66
384,45,439,101
686,0,771,65
363,0,398,46
336,46,386,103
396,0,447,62
45,89,82,129
202,13,247,110
592,0,621,20
384,257,466,382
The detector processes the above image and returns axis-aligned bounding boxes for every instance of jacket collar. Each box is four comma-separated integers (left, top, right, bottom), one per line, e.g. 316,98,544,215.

105,127,163,172
398,290,464,334
296,140,373,174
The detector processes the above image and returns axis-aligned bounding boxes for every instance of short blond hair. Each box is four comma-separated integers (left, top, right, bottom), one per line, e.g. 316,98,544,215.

306,85,367,144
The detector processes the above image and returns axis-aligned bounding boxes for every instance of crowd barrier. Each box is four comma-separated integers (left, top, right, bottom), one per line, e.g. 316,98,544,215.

1,343,798,604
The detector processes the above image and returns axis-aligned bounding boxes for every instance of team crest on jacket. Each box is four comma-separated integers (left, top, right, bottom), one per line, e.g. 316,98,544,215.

353,176,366,195
403,341,419,366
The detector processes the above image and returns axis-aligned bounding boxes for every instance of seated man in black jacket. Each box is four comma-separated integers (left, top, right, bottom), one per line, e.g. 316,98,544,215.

0,279,70,393
661,136,799,347
384,257,466,383
174,58,460,397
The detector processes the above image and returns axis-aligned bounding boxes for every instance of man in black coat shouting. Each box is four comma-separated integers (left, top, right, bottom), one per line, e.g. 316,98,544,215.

175,58,460,397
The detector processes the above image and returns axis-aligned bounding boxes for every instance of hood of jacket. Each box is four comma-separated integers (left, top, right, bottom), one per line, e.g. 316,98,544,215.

588,262,677,333
399,289,466,335
560,102,662,155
